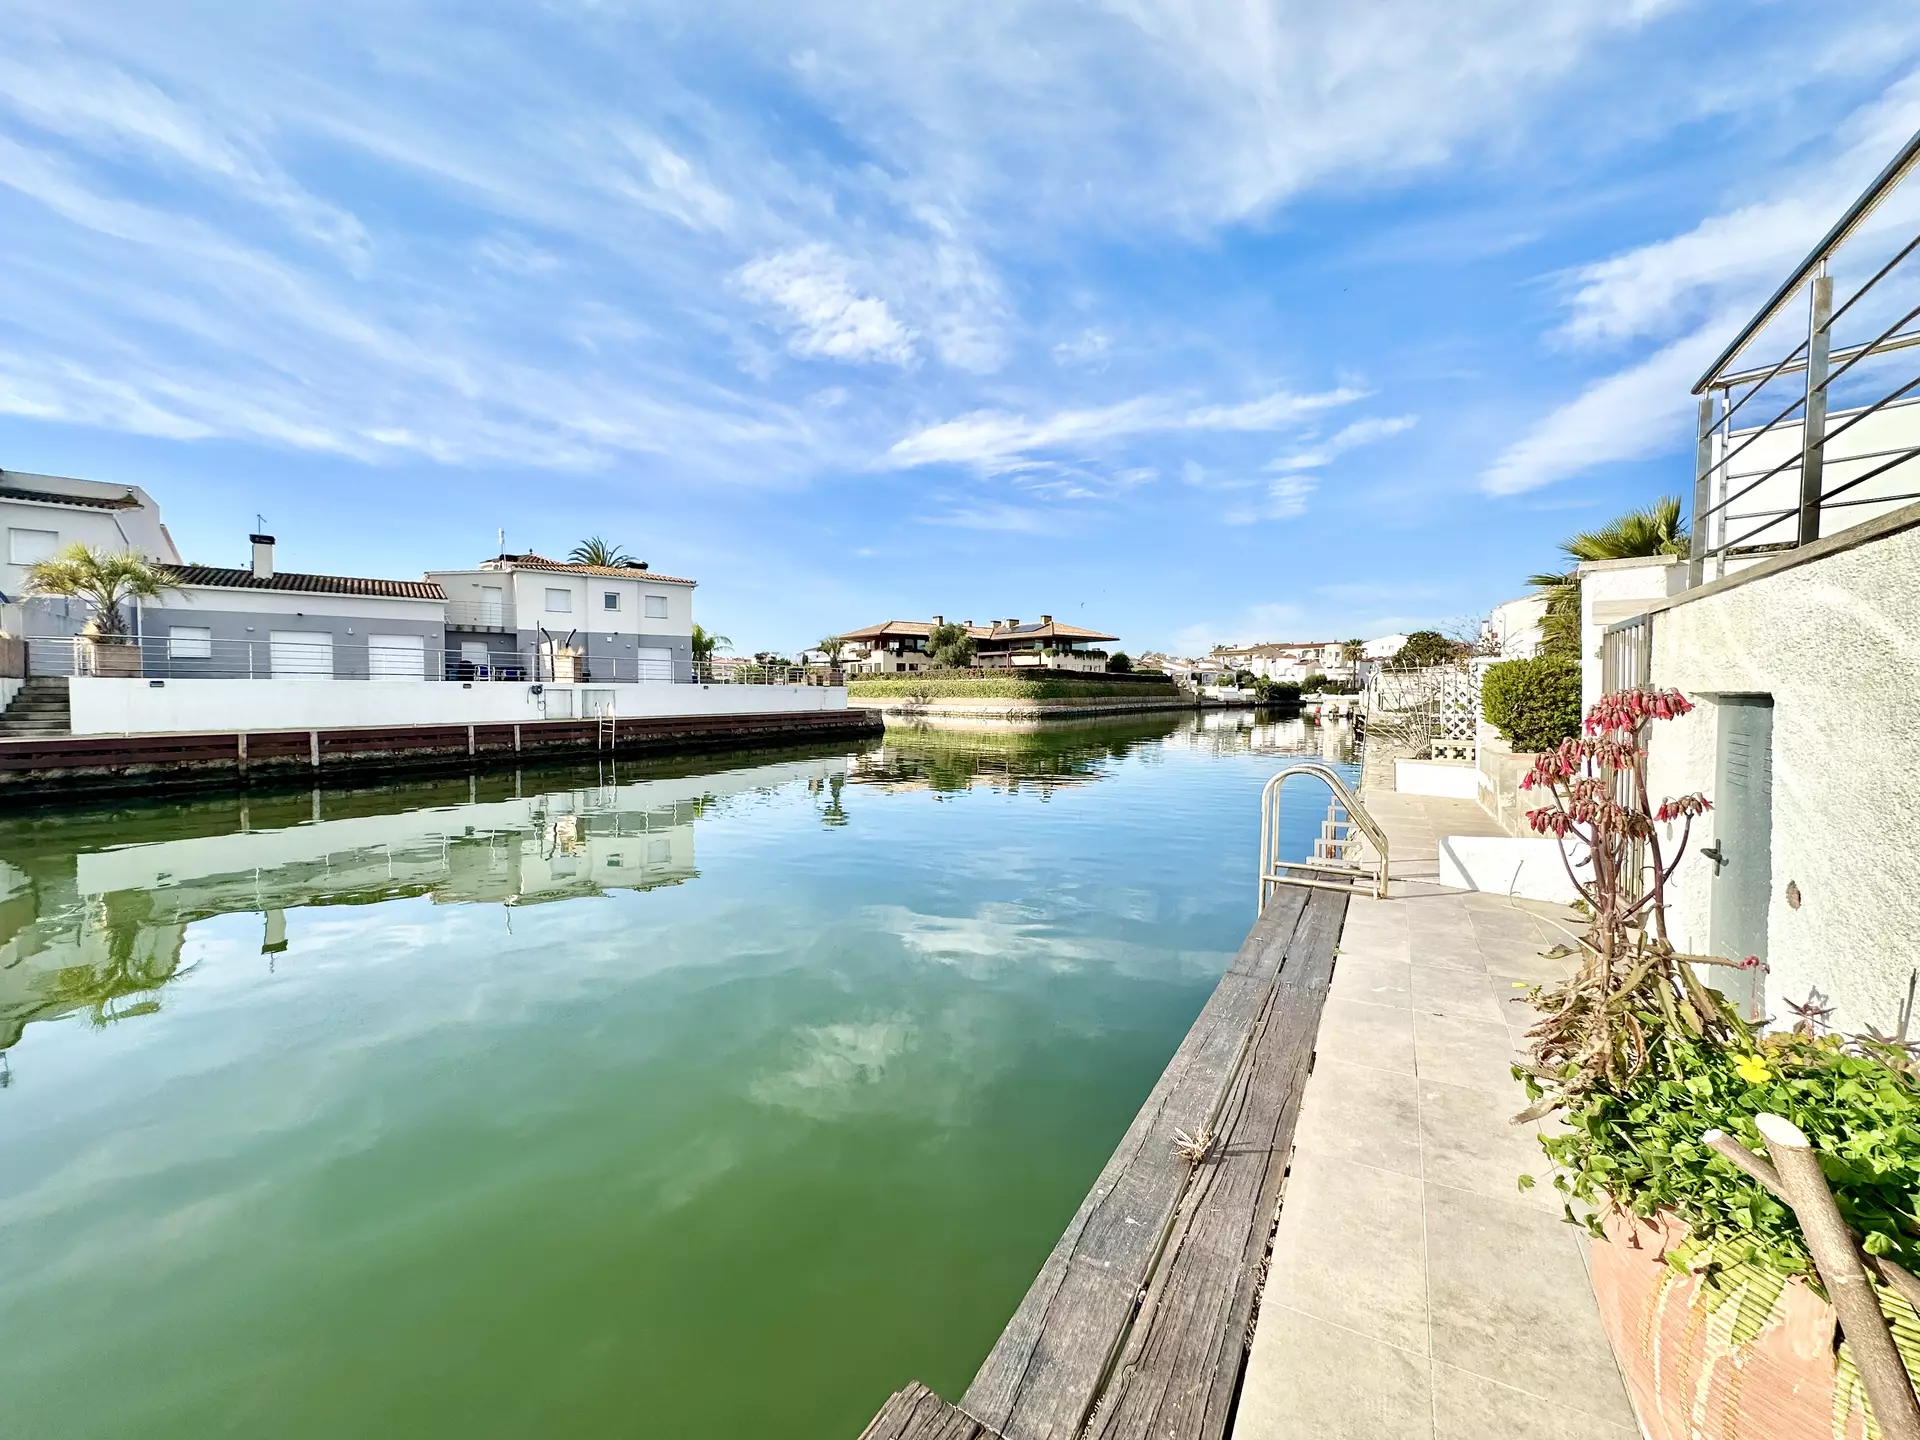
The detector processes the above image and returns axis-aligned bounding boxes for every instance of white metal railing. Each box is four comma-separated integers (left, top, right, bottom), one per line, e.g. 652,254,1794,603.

20,637,829,687
444,599,515,630
1691,127,1920,580
1260,763,1390,905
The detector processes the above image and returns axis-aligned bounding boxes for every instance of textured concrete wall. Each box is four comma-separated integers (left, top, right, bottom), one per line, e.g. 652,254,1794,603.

1645,517,1920,1034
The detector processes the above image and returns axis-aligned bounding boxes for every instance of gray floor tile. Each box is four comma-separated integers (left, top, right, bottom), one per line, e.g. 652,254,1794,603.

1431,1363,1634,1439
1331,957,1413,1008
1264,1155,1430,1352
1294,1059,1423,1177
1238,1308,1433,1440
1419,1079,1557,1209
1425,1186,1635,1426
1314,998,1417,1074
1410,966,1506,1023
1414,1011,1523,1090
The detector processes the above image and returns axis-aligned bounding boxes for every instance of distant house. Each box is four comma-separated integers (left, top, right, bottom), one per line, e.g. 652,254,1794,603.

1,469,180,638
837,615,1120,675
428,553,696,682
1481,594,1548,659
1210,640,1351,685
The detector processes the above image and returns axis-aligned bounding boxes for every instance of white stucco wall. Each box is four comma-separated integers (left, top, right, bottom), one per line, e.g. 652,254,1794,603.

1577,556,1690,711
67,677,846,736
1642,509,1920,1034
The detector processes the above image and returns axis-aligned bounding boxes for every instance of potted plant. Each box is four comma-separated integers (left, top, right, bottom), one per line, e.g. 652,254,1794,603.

1517,688,1920,1439
23,543,169,678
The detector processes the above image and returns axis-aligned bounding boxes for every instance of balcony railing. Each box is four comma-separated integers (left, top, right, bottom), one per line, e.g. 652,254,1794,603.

1691,127,1920,582
23,638,823,687
444,599,515,631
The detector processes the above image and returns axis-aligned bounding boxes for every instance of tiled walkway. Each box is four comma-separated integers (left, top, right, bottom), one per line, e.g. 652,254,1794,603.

1234,793,1636,1439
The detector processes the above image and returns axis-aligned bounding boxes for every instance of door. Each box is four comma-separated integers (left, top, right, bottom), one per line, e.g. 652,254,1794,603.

479,586,504,629
1707,696,1774,1020
367,633,426,680
270,631,335,679
635,646,672,681
460,641,491,678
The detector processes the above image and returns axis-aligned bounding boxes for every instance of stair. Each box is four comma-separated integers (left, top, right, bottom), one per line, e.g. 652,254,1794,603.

0,678,72,738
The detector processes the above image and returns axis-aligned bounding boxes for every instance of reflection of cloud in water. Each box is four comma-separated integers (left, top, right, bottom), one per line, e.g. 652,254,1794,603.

869,903,1220,984
750,1018,913,1118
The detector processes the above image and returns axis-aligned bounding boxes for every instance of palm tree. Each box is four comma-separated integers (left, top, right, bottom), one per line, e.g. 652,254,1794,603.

817,635,846,665
691,624,731,662
24,544,170,637
568,535,638,567
1530,497,1688,658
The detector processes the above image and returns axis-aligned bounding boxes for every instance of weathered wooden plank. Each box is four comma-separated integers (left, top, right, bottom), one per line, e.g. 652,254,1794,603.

1085,885,1347,1440
958,886,1312,1440
859,1382,1002,1440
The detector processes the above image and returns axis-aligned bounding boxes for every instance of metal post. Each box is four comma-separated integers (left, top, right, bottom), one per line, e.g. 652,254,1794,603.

1800,272,1833,546
1690,394,1717,587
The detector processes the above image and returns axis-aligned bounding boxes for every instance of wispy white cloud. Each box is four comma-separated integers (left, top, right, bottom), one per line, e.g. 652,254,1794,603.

1267,414,1417,471
738,244,919,367
885,386,1361,473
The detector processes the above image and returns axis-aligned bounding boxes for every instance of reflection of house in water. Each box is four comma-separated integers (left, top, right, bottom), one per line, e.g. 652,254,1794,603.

845,713,1185,797
0,757,845,1058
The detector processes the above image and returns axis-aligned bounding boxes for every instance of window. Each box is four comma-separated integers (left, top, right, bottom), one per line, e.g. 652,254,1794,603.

603,591,620,611
545,588,572,613
644,594,670,620
168,625,213,659
8,528,59,565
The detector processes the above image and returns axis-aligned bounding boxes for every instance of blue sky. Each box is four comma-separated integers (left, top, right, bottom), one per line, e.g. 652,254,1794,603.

3,2,1919,657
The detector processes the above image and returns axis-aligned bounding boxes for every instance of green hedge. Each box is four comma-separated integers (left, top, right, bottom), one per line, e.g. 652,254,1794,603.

1481,656,1581,751
849,676,1180,700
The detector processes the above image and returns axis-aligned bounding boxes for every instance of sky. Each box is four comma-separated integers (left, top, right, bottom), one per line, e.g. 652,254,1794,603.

2,2,1919,658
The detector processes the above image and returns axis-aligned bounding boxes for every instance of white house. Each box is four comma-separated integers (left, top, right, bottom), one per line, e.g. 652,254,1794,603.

428,553,696,682
1481,594,1548,659
1,469,180,637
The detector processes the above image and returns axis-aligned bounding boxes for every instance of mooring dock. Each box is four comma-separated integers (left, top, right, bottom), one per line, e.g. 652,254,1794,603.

859,788,1631,1440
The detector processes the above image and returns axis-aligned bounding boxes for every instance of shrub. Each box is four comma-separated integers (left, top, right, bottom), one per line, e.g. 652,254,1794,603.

1392,630,1461,668
1105,652,1132,673
1481,655,1582,751
1302,672,1328,693
1253,677,1301,707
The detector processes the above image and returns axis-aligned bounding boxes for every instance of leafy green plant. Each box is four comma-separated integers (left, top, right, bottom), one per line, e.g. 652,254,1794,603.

24,544,171,636
1482,655,1581,751
1302,672,1328,693
1391,630,1460,667
1105,651,1132,673
927,621,976,669
1253,677,1301,707
1529,496,1689,660
568,536,638,567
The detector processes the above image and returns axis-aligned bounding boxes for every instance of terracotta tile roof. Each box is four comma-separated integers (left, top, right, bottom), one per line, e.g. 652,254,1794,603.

161,565,446,601
477,553,697,584
839,617,1119,643
0,484,144,511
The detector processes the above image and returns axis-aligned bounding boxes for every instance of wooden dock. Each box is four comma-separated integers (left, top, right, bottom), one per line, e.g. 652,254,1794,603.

860,883,1348,1440
0,708,882,799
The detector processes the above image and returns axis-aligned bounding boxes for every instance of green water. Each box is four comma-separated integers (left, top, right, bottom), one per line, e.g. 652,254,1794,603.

0,712,1354,1439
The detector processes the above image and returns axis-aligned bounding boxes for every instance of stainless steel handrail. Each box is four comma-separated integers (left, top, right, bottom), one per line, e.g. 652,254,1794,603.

1259,762,1390,907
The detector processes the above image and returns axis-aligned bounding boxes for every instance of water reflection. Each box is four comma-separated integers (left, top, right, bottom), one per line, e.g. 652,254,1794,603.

0,713,1355,1067
0,755,842,1059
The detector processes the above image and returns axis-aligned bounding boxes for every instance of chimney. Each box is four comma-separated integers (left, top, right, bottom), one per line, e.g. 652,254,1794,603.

1040,614,1052,624
250,533,275,580
931,614,943,626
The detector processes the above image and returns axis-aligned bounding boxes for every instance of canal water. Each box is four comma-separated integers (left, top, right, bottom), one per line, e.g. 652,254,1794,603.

0,711,1355,1439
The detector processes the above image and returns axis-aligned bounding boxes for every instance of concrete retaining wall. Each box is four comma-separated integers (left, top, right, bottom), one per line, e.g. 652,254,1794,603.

68,677,844,737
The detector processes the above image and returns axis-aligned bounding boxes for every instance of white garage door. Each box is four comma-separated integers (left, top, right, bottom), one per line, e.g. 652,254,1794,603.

270,631,335,679
368,633,427,680
635,646,673,681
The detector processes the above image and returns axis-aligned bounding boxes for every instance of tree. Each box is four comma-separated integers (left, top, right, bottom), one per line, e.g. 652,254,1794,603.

24,544,170,637
1530,496,1689,660
816,635,846,665
1302,672,1328,693
926,621,975,668
1105,651,1132,673
1340,638,1365,665
691,624,731,662
569,535,638,567
1391,630,1461,668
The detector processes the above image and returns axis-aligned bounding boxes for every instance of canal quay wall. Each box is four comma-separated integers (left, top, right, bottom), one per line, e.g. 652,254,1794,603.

0,694,879,799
